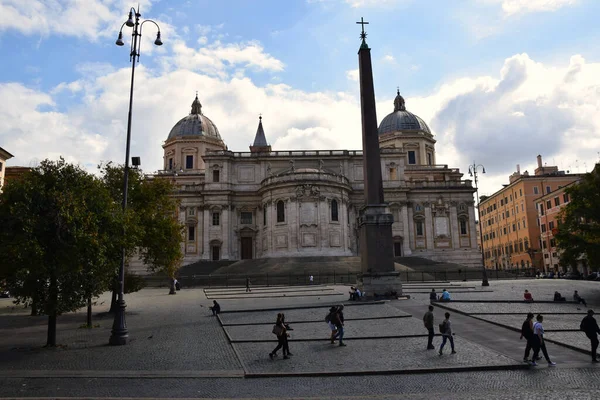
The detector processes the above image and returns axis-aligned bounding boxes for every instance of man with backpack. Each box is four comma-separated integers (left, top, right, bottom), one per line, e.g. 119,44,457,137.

520,313,536,363
438,312,456,356
580,309,600,363
332,305,346,347
325,306,338,344
423,305,435,350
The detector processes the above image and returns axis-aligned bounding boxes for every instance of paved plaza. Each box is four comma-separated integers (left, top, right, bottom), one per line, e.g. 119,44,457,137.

1,279,600,398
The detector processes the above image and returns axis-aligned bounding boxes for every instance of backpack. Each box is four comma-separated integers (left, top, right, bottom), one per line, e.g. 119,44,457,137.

439,321,447,334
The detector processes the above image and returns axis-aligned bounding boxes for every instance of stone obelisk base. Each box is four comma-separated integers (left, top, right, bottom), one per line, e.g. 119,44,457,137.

357,205,403,298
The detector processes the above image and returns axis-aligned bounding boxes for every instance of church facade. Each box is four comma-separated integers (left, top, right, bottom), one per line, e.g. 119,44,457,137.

156,92,482,267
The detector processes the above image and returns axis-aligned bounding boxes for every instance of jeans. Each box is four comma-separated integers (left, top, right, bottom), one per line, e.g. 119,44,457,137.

524,336,533,359
440,335,454,352
427,327,434,348
588,334,599,360
271,335,288,356
532,336,551,362
334,326,344,342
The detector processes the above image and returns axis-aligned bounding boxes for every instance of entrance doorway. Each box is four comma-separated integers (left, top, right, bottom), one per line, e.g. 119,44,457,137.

211,246,220,261
241,237,253,259
394,240,402,257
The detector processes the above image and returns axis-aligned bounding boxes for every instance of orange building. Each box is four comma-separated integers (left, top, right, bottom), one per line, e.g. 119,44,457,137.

480,155,583,272
534,180,580,273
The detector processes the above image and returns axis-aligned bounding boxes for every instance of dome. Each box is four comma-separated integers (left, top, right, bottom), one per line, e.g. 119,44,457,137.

167,95,222,140
378,90,431,135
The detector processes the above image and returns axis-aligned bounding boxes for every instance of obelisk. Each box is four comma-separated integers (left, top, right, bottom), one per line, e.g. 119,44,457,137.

356,18,402,297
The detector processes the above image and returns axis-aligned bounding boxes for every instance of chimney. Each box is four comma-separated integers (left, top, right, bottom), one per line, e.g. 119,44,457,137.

516,164,520,174
537,155,542,168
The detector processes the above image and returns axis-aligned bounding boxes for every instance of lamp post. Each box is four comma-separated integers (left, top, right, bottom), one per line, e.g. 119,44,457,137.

469,162,490,287
109,6,163,346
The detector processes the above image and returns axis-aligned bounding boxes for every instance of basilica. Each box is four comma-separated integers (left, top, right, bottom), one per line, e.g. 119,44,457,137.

156,91,482,268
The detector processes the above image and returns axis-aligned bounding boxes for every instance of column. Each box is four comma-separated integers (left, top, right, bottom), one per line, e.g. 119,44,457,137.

425,204,434,250
401,204,412,255
468,204,478,249
407,205,415,251
203,208,210,260
222,206,229,259
450,204,460,249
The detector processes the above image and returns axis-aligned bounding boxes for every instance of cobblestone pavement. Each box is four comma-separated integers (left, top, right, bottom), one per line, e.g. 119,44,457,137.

476,313,587,331
438,301,586,314
219,303,409,325
545,332,595,354
2,369,600,398
235,336,518,375
225,317,427,341
0,289,242,372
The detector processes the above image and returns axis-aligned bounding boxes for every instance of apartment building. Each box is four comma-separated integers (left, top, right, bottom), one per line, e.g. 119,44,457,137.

480,155,583,272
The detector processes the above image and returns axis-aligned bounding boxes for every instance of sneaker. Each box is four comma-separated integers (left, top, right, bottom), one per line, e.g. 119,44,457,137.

548,361,556,366
530,361,537,366
427,346,435,350
269,353,274,360
451,350,457,354
339,342,347,347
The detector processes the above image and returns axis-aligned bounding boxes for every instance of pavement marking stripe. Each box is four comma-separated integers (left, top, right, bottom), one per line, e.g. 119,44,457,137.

220,315,412,326
0,370,245,379
219,301,387,313
206,293,343,299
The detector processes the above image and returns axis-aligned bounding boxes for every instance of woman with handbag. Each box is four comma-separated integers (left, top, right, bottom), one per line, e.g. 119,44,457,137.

269,313,291,359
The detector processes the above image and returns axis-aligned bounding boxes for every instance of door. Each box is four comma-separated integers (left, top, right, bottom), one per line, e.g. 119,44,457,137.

394,241,402,257
241,237,253,260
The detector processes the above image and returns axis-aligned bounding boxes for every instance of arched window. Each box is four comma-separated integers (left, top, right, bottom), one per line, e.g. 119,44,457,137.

331,199,339,222
277,200,285,223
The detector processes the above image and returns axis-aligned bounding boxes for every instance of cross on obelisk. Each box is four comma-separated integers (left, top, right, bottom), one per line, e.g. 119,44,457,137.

355,18,402,298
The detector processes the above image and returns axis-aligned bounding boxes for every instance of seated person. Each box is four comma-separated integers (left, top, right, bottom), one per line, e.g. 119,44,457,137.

573,290,587,307
523,289,534,302
210,300,221,316
349,286,357,301
553,291,566,302
439,289,451,302
355,287,362,299
430,289,438,301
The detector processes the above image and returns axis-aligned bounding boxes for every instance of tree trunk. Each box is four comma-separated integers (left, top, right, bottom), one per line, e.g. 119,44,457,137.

30,297,38,316
46,312,57,347
87,297,92,328
109,289,118,313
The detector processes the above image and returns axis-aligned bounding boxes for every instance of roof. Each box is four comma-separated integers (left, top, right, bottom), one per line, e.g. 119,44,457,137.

167,95,221,141
0,147,14,160
378,90,431,135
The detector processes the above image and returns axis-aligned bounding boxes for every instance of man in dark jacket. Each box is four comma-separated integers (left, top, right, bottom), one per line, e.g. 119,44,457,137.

423,305,435,350
581,309,600,363
332,305,346,347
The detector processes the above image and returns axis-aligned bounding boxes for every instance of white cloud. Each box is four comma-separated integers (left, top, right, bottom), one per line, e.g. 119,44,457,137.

346,69,359,81
481,0,578,16
345,0,407,7
382,55,396,63
0,0,155,39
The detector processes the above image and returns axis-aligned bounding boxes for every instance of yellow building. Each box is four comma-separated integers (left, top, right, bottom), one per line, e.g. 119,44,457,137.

0,147,14,192
480,155,583,272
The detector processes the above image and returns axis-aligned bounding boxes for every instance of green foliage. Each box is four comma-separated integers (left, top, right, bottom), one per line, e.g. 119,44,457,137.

0,159,122,344
556,166,600,269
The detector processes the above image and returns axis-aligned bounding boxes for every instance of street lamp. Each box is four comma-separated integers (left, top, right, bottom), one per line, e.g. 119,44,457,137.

469,162,490,287
109,6,163,346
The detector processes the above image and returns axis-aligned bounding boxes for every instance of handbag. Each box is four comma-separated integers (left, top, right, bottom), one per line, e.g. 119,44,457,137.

272,324,284,336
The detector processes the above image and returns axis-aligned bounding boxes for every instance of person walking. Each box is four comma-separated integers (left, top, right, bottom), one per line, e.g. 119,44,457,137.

438,312,456,356
246,277,251,293
520,312,535,362
332,305,346,346
269,313,290,359
423,305,435,350
326,306,338,343
580,309,600,363
531,314,556,366
574,291,587,307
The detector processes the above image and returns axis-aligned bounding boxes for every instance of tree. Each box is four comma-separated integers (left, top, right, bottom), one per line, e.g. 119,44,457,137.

99,163,183,303
555,165,600,272
0,159,122,346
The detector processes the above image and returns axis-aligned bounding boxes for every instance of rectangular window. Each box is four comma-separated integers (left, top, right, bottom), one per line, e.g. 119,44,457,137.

546,186,551,194
546,200,552,210
212,212,220,226
563,193,569,203
503,227,507,234
519,188,522,196
533,186,539,195
554,197,560,207
188,207,195,216
427,153,433,165
213,170,220,182
543,240,547,249
263,208,267,225
389,167,397,180
523,219,526,228
500,199,504,206
550,238,556,247
416,221,424,236
460,220,467,235
408,151,416,165
541,224,546,232
188,226,195,241
493,204,497,210
512,223,516,232
521,203,524,212
516,206,519,214
186,155,194,169
510,194,513,201
539,204,545,216
168,158,173,170
241,212,252,225
518,222,521,230
548,221,555,230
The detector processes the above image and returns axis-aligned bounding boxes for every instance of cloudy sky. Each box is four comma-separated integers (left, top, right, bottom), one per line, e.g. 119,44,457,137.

1,0,600,196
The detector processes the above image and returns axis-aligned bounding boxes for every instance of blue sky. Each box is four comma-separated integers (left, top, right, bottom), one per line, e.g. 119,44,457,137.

1,0,600,196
